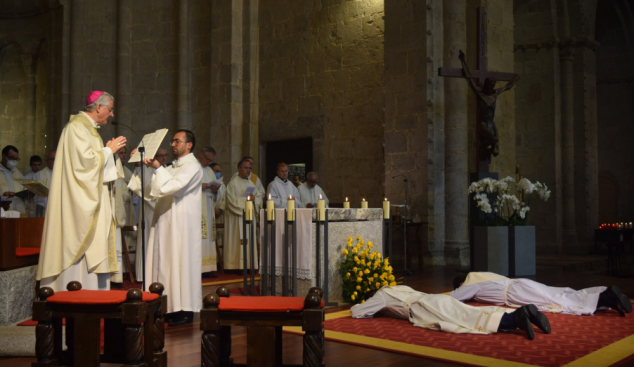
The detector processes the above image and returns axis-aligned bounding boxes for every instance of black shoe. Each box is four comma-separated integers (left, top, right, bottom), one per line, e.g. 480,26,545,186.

166,311,193,326
610,285,632,314
599,286,626,317
110,282,124,289
512,307,535,340
522,304,551,334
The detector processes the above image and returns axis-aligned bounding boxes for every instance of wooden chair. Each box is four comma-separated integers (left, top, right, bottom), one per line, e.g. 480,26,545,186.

0,218,43,270
200,286,325,367
32,281,167,367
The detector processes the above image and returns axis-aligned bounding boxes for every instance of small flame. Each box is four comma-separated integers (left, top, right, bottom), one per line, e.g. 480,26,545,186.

268,193,271,200
319,194,322,199
345,197,349,202
288,195,294,200
362,198,366,201
384,197,388,201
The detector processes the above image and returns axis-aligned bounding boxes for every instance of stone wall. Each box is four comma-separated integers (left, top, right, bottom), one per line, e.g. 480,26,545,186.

258,0,386,206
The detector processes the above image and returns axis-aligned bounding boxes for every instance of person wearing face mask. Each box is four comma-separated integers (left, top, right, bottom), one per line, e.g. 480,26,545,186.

0,145,26,213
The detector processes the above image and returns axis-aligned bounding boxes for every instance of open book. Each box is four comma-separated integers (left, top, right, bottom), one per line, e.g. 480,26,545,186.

128,128,169,163
22,181,49,197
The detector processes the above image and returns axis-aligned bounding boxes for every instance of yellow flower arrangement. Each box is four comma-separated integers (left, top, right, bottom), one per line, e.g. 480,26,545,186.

339,235,396,304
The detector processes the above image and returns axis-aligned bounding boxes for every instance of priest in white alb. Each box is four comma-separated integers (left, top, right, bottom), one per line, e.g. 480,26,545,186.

352,285,552,340
298,172,328,208
37,91,127,292
267,162,300,208
131,129,202,326
224,158,262,270
0,145,25,213
450,272,632,316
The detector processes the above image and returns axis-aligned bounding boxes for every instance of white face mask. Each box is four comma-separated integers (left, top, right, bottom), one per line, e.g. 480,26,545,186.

6,160,17,170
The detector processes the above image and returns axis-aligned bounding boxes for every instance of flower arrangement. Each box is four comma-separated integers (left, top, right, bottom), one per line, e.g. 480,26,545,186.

339,236,396,304
468,176,551,226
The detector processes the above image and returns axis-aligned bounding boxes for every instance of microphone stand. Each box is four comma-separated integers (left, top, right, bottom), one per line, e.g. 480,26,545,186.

112,121,147,290
392,175,414,275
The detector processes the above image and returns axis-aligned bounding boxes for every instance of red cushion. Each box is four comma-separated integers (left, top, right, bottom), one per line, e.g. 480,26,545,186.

47,290,159,305
218,296,324,312
16,248,40,257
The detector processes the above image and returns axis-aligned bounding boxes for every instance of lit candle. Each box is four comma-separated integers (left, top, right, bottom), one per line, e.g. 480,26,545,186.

361,198,368,209
287,195,295,221
317,194,325,221
245,195,253,221
343,197,350,209
266,193,274,221
630,222,633,229
383,197,390,219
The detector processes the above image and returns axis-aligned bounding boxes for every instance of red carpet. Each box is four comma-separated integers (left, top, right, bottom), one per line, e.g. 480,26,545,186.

285,302,634,367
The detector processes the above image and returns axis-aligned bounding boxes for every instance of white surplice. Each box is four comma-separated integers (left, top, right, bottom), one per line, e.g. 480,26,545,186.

266,176,300,208
38,112,120,292
351,285,509,334
449,272,605,315
201,165,217,272
0,164,25,213
138,153,202,313
128,165,157,282
24,168,51,215
224,174,263,270
297,182,329,208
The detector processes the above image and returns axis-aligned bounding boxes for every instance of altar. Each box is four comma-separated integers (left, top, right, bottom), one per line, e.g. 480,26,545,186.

259,208,384,301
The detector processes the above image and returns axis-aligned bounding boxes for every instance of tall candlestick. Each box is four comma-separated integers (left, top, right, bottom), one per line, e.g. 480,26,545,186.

245,195,253,221
266,194,274,221
343,197,350,209
317,194,325,221
287,195,295,221
383,198,390,219
361,198,368,209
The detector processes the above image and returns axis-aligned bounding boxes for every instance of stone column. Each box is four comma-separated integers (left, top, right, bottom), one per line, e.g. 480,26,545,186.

246,0,260,165
115,0,132,137
230,0,244,169
177,0,190,130
426,0,446,265
559,0,577,251
21,53,37,158
443,1,469,266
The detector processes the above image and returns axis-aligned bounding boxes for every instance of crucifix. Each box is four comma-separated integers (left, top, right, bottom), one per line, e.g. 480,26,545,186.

438,7,520,172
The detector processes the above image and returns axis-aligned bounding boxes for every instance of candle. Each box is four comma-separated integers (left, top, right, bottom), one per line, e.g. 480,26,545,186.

287,195,295,221
383,197,390,219
630,222,633,229
317,194,325,221
245,195,253,221
361,198,368,209
266,193,274,221
343,197,350,209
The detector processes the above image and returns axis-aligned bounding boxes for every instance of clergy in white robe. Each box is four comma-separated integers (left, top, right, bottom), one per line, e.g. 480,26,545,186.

0,145,25,213
199,153,217,273
450,272,631,316
298,172,328,208
128,165,157,282
37,91,127,292
266,163,300,209
110,166,129,284
224,159,262,270
135,130,202,316
351,285,551,339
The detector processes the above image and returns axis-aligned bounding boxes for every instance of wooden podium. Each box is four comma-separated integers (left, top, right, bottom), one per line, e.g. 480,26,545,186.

0,217,43,270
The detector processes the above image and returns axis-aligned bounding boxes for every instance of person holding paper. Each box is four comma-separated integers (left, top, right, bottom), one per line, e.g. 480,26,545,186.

224,158,262,271
210,163,226,219
24,150,56,217
235,156,265,205
37,90,127,292
0,145,25,213
132,130,202,326
198,146,217,276
298,172,329,208
267,162,300,209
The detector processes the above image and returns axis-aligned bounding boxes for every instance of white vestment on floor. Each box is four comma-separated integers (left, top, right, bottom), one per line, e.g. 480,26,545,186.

201,165,217,272
267,176,300,208
128,165,156,282
297,182,329,208
224,174,262,269
449,272,606,315
134,153,202,313
351,285,509,335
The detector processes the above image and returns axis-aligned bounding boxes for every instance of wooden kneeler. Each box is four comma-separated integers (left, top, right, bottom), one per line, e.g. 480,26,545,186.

32,281,167,367
200,286,326,367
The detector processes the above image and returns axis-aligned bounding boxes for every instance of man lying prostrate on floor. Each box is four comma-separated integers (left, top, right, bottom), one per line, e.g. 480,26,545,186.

350,285,551,340
450,272,632,317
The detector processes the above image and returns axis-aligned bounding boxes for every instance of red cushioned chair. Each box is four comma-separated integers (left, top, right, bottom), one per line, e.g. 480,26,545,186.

32,281,167,367
200,286,325,367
